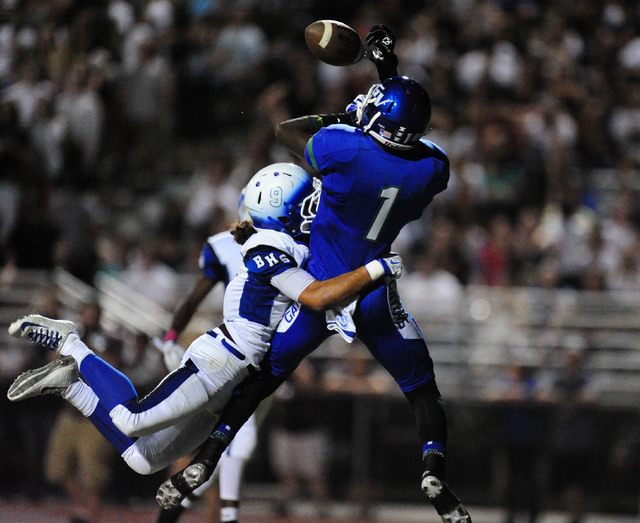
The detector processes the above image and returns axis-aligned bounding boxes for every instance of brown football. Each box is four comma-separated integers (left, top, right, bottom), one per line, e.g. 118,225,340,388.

304,20,364,66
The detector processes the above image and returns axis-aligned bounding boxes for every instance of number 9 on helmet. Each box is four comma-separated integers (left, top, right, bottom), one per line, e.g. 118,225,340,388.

243,163,315,237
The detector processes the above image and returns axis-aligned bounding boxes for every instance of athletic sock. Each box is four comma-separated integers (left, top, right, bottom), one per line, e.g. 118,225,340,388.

64,380,98,416
220,506,238,522
59,333,92,362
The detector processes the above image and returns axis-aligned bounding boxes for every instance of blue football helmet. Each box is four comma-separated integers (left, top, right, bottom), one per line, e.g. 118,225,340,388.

356,76,431,150
243,163,314,236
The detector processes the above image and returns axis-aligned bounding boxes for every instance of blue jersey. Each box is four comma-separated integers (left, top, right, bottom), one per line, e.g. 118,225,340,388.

305,124,449,280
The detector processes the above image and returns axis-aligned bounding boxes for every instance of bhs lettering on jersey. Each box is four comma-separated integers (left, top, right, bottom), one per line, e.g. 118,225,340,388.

252,252,291,268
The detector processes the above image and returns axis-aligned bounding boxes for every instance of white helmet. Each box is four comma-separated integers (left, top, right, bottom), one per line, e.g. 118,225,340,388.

243,163,314,236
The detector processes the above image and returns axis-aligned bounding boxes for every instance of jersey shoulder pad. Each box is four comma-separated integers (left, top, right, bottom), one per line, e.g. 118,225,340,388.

241,229,295,256
306,125,360,171
241,230,305,279
419,138,449,164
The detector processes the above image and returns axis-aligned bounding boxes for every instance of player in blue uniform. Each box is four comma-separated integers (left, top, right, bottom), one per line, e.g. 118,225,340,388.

6,163,401,501
158,26,471,523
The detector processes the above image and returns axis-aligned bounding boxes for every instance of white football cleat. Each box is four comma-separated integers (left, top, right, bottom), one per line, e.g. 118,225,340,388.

7,357,78,401
9,314,78,353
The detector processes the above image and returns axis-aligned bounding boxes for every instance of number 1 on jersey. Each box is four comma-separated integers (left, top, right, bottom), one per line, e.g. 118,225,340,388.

365,186,399,241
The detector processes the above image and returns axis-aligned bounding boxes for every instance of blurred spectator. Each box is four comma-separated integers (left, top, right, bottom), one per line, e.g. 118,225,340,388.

55,59,105,186
322,343,395,517
478,214,513,286
45,301,122,523
51,190,103,285
485,361,544,523
323,342,394,396
208,6,267,123
8,288,64,499
539,346,600,523
29,95,68,182
4,186,60,272
398,251,465,318
116,37,175,181
534,185,597,289
120,331,165,396
608,72,640,169
0,99,44,184
1,60,53,129
511,207,545,287
268,359,331,519
117,239,179,310
184,147,241,236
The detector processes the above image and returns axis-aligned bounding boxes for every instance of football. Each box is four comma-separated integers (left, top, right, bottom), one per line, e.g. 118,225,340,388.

304,20,364,66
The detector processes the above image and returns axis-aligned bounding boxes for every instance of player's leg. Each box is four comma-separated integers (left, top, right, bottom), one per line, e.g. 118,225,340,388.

216,411,260,522
9,317,248,476
157,411,261,523
9,316,246,437
356,282,471,522
156,305,329,510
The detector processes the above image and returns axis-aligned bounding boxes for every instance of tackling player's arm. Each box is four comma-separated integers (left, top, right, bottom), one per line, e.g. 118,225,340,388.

297,260,393,311
270,254,402,312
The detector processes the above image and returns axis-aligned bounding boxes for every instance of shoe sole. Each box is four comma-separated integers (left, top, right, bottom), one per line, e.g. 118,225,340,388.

7,359,75,401
156,463,210,509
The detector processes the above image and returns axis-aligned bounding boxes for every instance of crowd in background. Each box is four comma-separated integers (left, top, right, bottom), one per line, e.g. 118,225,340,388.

0,0,639,298
2,0,640,518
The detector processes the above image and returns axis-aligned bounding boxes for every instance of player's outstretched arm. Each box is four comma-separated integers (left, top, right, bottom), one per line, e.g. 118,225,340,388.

275,112,357,163
298,254,403,311
365,24,399,81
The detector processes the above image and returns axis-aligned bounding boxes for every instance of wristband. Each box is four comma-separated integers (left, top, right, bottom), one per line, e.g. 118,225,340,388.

163,329,179,342
364,259,385,280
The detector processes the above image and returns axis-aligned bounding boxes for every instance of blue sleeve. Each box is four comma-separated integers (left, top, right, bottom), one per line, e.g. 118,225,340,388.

244,246,298,283
199,243,229,282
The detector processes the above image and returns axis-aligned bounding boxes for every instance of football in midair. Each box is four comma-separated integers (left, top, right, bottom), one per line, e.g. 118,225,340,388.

304,20,364,66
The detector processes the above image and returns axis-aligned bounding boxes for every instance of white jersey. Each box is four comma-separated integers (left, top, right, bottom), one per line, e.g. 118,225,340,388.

222,229,315,367
199,231,243,285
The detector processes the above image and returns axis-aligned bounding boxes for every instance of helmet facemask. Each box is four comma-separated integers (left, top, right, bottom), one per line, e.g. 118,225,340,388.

300,177,322,234
356,76,430,150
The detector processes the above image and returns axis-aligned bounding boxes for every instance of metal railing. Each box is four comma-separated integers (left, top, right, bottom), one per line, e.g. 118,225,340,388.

2,269,640,406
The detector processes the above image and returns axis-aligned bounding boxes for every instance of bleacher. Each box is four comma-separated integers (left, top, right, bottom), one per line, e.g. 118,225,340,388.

2,270,640,514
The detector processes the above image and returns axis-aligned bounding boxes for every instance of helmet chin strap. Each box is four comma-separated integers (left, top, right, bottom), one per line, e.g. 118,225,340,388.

356,83,381,126
362,111,381,136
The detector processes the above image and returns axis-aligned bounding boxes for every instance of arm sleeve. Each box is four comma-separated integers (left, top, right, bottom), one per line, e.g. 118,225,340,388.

270,267,317,302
